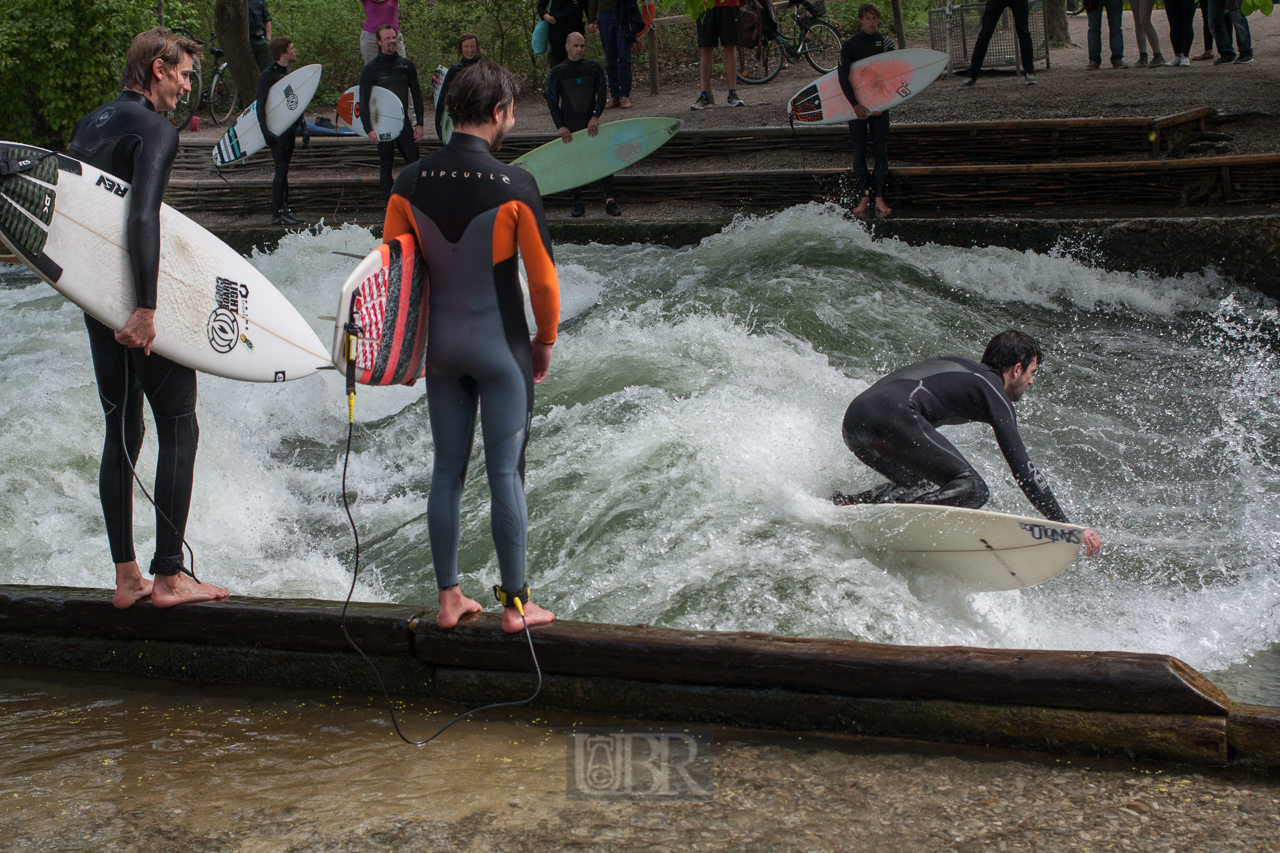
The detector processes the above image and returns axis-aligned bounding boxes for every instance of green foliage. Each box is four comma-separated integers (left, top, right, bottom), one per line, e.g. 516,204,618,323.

1240,0,1272,15
660,0,715,18
0,0,154,148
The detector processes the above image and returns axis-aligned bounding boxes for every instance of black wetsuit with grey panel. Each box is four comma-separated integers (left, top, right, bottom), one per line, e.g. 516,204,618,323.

387,133,559,595
256,62,308,214
842,357,1069,522
67,90,199,575
358,51,424,197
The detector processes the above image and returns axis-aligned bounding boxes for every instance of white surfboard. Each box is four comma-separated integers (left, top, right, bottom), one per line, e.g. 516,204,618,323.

0,143,331,383
432,65,448,107
789,49,947,125
213,64,322,167
842,503,1087,591
335,85,405,142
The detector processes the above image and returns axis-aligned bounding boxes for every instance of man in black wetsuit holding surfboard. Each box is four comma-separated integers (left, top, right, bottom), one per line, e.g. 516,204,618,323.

837,330,1102,556
67,28,231,608
257,36,309,226
359,23,424,198
382,61,560,633
837,3,895,218
546,31,621,217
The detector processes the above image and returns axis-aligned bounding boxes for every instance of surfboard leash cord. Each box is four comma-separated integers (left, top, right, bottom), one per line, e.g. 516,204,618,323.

337,328,543,747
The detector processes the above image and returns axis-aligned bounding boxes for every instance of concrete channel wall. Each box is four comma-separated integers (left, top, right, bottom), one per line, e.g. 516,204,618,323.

2,586,1277,771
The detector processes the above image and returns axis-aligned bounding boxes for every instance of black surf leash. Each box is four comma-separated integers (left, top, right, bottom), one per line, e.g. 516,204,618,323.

335,317,543,746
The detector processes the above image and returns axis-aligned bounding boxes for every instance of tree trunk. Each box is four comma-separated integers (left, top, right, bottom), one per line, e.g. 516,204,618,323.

890,0,908,48
214,0,259,104
1045,0,1072,46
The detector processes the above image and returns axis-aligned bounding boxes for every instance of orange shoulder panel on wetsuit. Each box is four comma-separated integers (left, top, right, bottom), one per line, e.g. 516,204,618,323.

493,199,560,345
383,193,417,245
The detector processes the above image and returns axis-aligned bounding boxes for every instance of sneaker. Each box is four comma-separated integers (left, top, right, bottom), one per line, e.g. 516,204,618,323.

726,91,745,107
690,92,712,110
604,97,620,110
1135,52,1149,67
1234,55,1254,65
282,210,305,226
1087,61,1101,70
1192,50,1215,61
1165,56,1181,67
604,199,621,217
1023,73,1037,84
570,202,586,218
619,96,632,108
270,211,289,226
957,76,976,88
1214,55,1236,65
1179,55,1190,67
1111,60,1128,68
1148,53,1166,67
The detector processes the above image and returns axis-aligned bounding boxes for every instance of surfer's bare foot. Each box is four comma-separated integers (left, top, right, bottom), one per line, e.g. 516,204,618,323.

112,561,153,609
150,573,229,608
436,586,483,628
874,199,892,217
502,601,555,633
851,199,870,217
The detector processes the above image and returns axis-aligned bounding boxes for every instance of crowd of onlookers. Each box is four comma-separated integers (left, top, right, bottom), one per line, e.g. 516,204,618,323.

1075,0,1253,69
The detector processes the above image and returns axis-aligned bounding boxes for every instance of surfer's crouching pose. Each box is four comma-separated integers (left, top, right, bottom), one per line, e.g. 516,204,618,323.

382,60,559,633
67,28,231,608
836,330,1102,556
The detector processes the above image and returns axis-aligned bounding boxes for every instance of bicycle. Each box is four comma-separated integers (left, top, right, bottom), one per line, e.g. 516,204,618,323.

738,0,843,84
170,28,241,127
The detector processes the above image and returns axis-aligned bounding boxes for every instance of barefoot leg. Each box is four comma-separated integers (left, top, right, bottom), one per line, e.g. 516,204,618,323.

113,561,153,609
436,586,483,628
150,572,230,608
502,601,555,633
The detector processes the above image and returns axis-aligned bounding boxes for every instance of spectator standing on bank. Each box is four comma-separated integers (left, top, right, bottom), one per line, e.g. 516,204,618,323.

838,4,894,218
258,36,308,226
1206,0,1253,64
1085,0,1126,68
248,0,273,71
547,32,621,217
435,33,481,139
1192,0,1216,60
539,0,589,68
588,0,634,109
359,24,424,198
1163,0,1198,65
1131,0,1165,66
359,0,407,63
956,0,1037,87
692,0,744,109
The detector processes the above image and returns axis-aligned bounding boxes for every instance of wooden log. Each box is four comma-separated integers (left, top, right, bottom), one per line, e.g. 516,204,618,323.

434,669,1230,766
1227,704,1280,770
0,585,424,656
415,612,1232,716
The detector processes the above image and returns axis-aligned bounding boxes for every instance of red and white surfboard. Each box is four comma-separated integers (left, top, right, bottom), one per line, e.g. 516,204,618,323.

788,49,948,124
331,234,428,387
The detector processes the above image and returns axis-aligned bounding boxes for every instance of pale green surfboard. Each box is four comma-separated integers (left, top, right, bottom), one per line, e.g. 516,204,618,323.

512,117,681,197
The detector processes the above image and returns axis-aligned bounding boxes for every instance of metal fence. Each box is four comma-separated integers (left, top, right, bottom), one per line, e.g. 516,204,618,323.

928,1,1051,73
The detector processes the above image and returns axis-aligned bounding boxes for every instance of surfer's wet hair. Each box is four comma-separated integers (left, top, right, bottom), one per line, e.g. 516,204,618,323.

458,32,480,56
858,3,882,18
269,36,293,61
121,28,201,92
982,330,1044,374
445,60,518,127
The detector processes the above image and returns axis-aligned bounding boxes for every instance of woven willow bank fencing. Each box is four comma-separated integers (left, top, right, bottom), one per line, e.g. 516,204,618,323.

164,152,1280,216
171,108,1215,174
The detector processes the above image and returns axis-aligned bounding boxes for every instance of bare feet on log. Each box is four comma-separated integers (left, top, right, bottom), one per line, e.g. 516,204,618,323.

112,561,153,609
502,601,555,634
150,572,230,608
437,586,483,628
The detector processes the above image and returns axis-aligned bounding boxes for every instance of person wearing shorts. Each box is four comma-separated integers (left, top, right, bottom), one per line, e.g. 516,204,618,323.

692,0,744,109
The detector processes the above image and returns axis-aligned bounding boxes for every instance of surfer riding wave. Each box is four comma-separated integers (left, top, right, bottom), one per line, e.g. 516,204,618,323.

837,330,1102,557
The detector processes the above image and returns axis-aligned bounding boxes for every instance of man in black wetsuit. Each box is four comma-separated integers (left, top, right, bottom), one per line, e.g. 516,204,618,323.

546,31,621,217
837,3,894,218
257,36,309,226
837,330,1102,556
434,32,480,140
383,61,561,633
66,28,232,608
359,23,424,198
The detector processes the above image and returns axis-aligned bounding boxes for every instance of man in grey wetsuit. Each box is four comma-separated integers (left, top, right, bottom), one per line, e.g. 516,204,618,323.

839,330,1102,556
383,61,560,632
66,28,232,608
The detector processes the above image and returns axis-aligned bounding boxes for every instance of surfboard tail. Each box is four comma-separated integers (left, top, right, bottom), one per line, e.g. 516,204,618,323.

788,86,823,123
0,143,57,262
352,234,428,386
